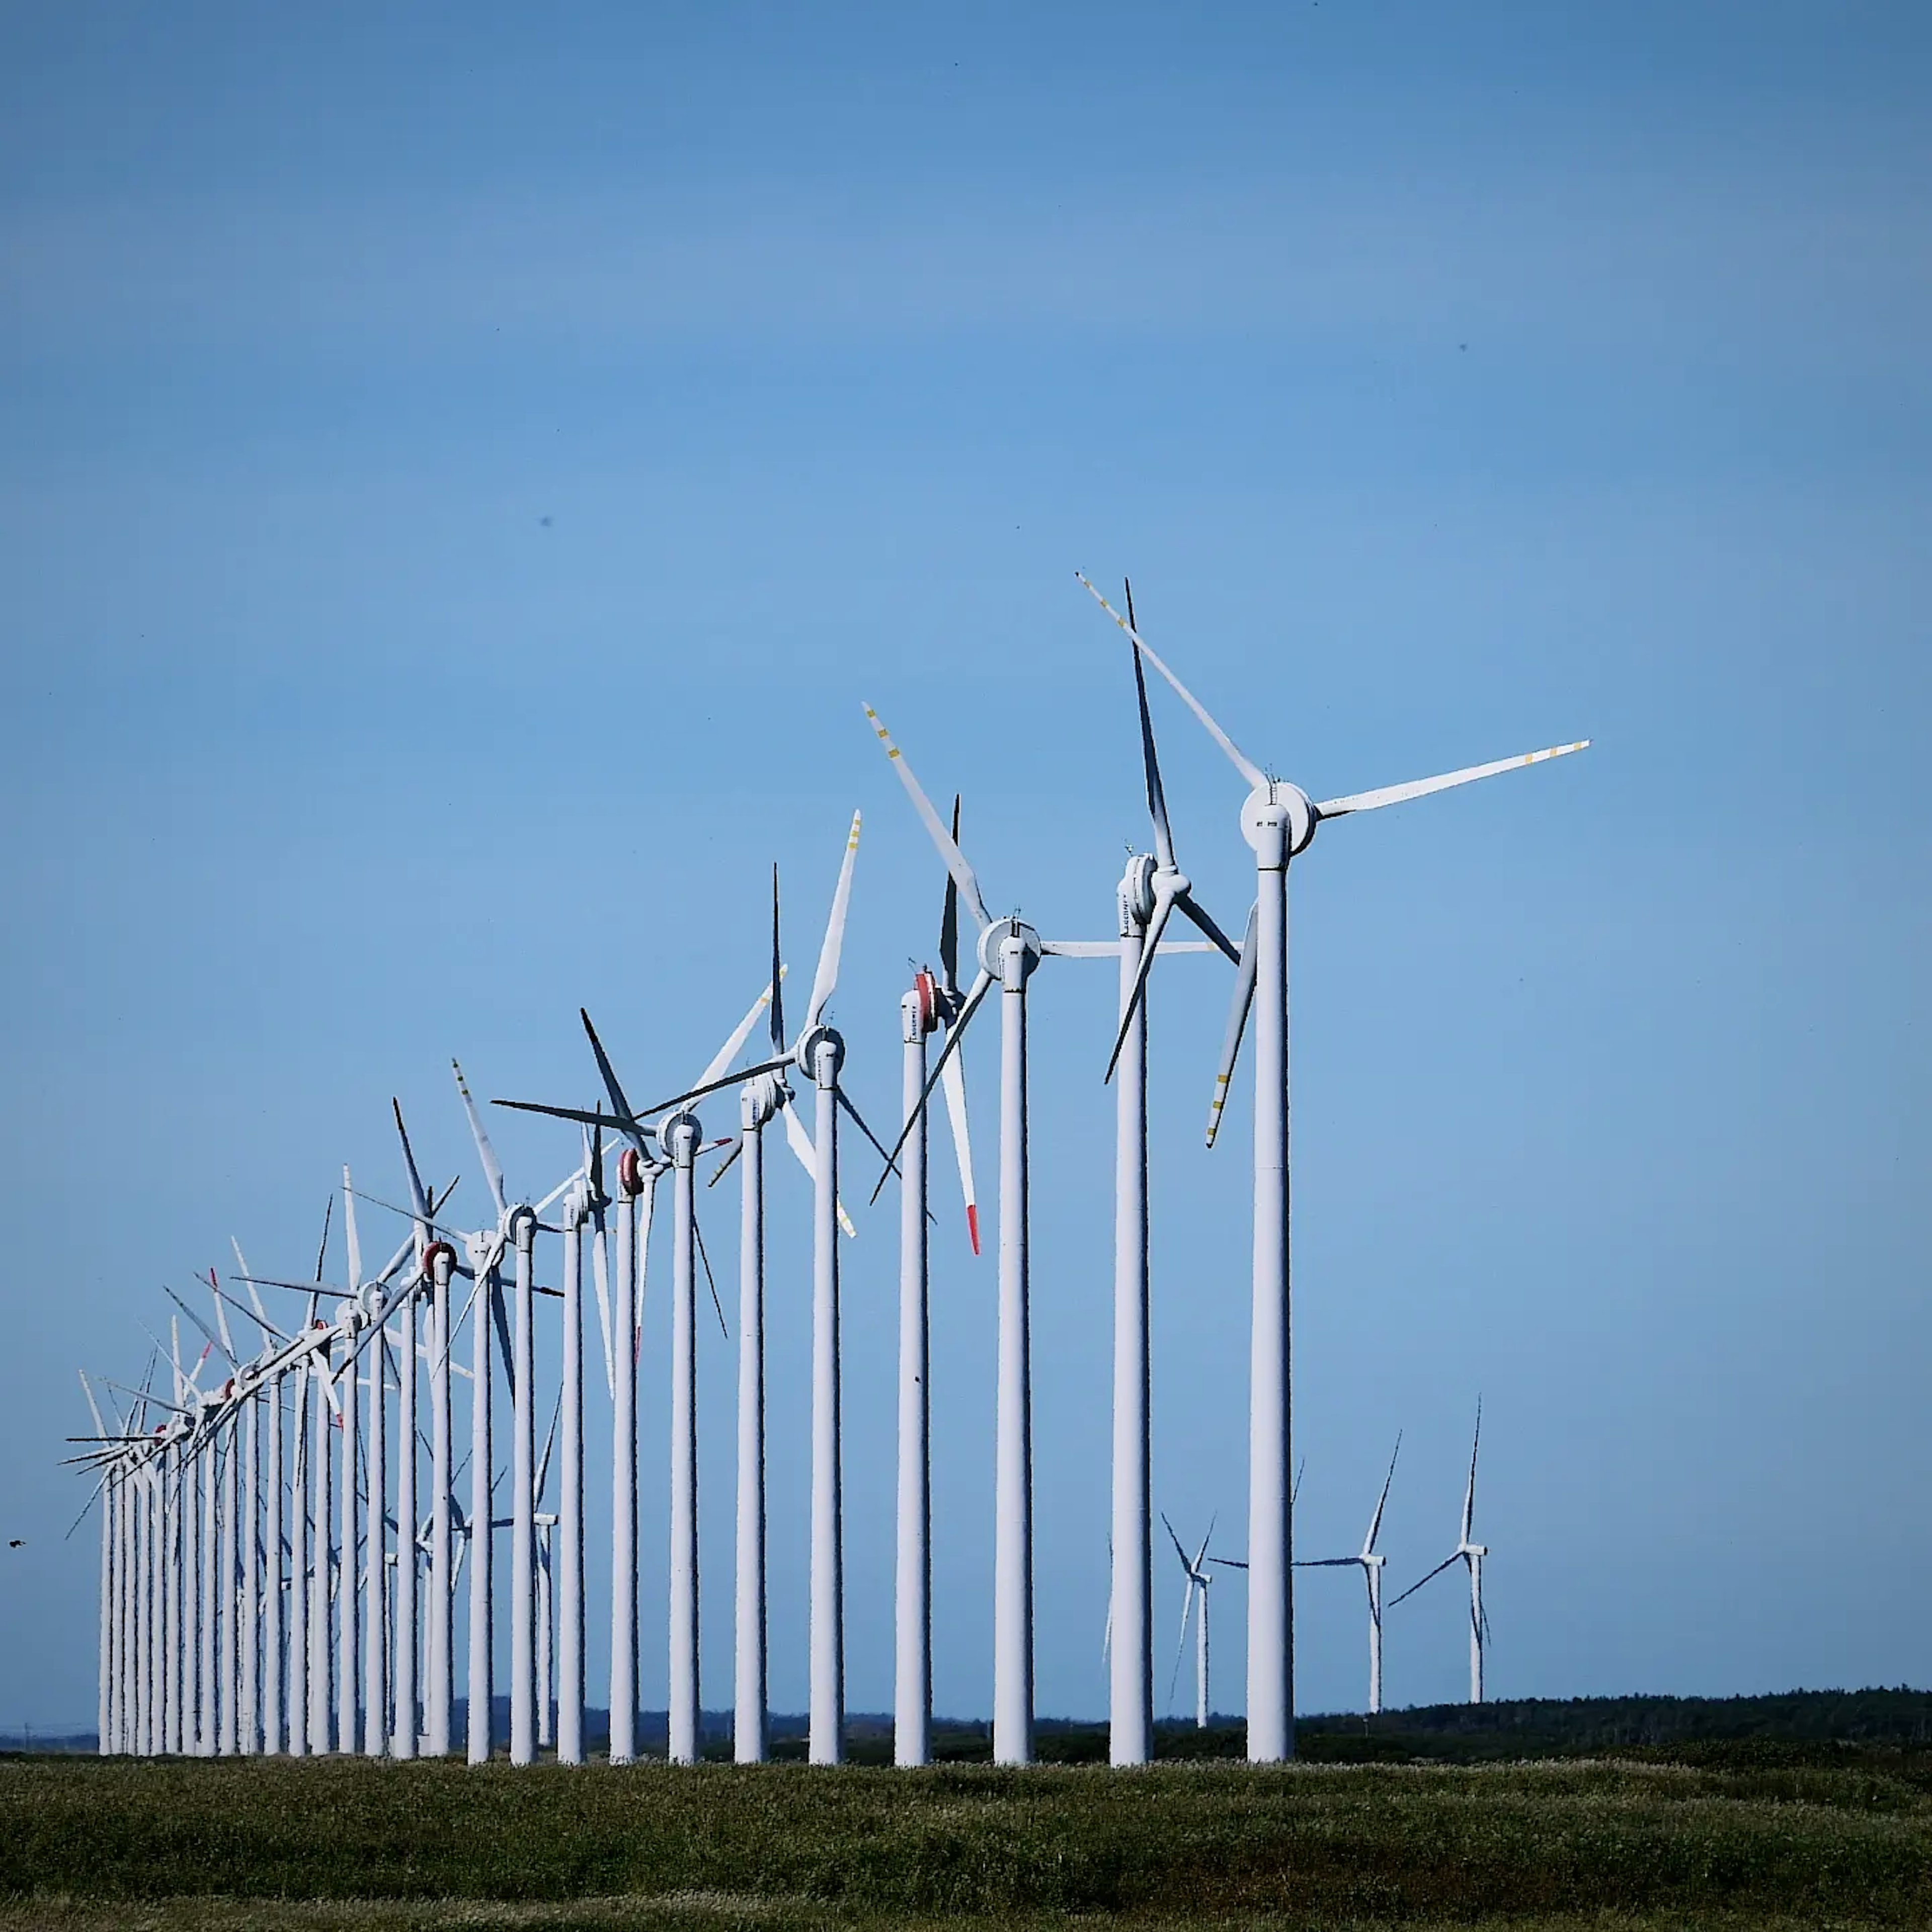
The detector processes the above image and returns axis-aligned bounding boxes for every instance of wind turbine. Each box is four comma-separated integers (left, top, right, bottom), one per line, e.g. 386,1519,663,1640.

497,977,784,1765
1161,1512,1218,1731
616,813,879,1766
1295,1435,1401,1715
1105,582,1242,1767
1390,1405,1489,1704
894,796,983,1769
1079,573,1585,1760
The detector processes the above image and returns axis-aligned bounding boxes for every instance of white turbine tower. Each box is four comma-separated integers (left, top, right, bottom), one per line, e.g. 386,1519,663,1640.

1390,1405,1489,1704
1079,574,1584,1760
1161,1513,1218,1731
1295,1436,1401,1715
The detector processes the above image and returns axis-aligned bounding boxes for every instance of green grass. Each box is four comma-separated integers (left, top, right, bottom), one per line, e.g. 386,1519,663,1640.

5,1750,1932,1928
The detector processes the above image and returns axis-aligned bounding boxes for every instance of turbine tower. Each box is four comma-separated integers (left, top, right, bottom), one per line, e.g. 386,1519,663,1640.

1390,1404,1489,1704
1079,574,1583,1760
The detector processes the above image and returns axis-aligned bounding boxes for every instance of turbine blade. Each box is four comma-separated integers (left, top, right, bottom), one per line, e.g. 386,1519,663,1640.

869,967,994,1204
1365,1431,1401,1558
1388,1552,1460,1609
207,1266,236,1360
313,1193,333,1283
231,1237,268,1330
640,1054,795,1120
1125,581,1177,875
804,810,861,1033
768,863,787,1054
1174,890,1243,965
574,1009,654,1163
1463,1399,1481,1547
343,1166,362,1289
938,796,962,994
1104,883,1177,1085
691,1209,730,1340
76,1370,107,1438
163,1285,234,1372
496,1099,649,1140
1191,1512,1217,1577
1159,1509,1191,1572
490,1279,515,1404
1167,1581,1197,1709
863,704,991,930
589,1213,615,1401
452,1062,510,1222
938,1047,979,1255
705,1137,746,1188
393,1098,432,1231
695,974,789,1094
1076,573,1265,789
1316,741,1589,820
1204,903,1259,1148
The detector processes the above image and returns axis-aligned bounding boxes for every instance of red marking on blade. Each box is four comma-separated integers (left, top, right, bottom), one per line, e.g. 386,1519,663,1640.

966,1204,981,1256
633,1325,642,1368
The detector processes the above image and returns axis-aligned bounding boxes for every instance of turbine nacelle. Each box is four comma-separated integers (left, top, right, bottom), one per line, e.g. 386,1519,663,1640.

979,916,1040,986
1117,853,1158,932
1242,782,1317,860
741,1071,786,1130
793,1021,844,1085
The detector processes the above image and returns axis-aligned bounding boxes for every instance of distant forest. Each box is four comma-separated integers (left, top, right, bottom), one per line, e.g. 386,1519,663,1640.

10,1687,1930,1760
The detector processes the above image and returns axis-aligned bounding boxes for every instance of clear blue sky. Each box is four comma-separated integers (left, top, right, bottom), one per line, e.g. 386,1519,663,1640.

2,2,1926,1731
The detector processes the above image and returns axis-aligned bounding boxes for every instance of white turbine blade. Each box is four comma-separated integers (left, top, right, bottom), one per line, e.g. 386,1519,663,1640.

1125,591,1178,874
1462,1400,1481,1547
1317,741,1589,820
452,1061,510,1222
1076,573,1265,790
77,1370,107,1438
231,1238,268,1330
589,1215,615,1401
1204,903,1259,1148
782,1101,855,1238
1167,1580,1198,1709
1364,1432,1401,1559
343,1167,362,1290
393,1098,433,1229
863,704,992,931
938,1049,980,1256
694,972,787,1095
803,810,861,1033
169,1315,183,1406
1104,882,1178,1085
1388,1551,1460,1609
207,1267,236,1361
634,1170,659,1364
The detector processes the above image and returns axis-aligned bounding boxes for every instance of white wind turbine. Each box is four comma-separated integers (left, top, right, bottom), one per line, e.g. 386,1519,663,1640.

497,976,785,1765
893,796,982,1769
1295,1436,1401,1716
618,814,883,1766
1103,585,1242,1767
1079,574,1585,1760
1390,1405,1489,1704
1161,1513,1219,1731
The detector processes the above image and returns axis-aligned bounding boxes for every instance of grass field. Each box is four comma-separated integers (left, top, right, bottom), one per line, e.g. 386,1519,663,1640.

5,1746,1931,1929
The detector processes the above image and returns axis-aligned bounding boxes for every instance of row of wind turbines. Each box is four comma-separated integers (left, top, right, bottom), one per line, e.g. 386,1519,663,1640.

69,576,1583,1765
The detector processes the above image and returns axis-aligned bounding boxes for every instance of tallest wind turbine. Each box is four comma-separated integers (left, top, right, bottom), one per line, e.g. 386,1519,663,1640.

1079,573,1585,1762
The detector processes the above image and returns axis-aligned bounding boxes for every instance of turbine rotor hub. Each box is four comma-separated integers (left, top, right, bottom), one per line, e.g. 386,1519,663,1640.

796,1022,843,1084
978,916,1040,984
